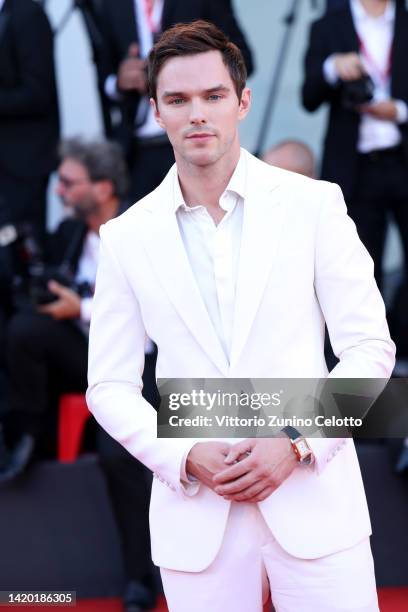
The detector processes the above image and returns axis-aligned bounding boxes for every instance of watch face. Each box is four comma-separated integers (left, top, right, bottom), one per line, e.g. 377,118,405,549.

297,439,309,457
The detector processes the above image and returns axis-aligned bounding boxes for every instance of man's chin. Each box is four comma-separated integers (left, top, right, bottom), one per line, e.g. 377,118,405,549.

184,148,220,167
72,204,98,219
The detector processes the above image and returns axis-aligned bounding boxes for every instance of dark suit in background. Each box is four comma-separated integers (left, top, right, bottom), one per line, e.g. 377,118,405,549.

0,0,59,238
302,1,408,291
95,0,254,202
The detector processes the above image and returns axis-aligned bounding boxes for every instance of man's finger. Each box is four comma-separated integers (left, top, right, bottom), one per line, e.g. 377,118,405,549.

48,280,67,297
38,302,60,316
128,42,139,57
224,440,253,464
38,304,53,314
226,486,275,503
345,67,360,80
213,455,252,483
223,480,268,501
214,471,260,496
245,486,275,503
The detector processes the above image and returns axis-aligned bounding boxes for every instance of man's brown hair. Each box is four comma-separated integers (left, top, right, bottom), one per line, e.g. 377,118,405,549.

148,20,247,102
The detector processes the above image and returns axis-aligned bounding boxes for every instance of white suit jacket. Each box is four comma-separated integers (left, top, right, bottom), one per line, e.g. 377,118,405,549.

87,149,395,571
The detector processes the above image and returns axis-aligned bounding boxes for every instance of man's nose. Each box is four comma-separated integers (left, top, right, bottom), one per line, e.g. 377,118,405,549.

189,99,207,124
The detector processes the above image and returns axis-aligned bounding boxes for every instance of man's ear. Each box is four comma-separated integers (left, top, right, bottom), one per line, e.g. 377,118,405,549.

150,97,165,129
238,87,251,122
93,179,113,202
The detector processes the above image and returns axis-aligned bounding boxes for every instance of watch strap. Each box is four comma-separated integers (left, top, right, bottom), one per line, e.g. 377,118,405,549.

282,425,302,441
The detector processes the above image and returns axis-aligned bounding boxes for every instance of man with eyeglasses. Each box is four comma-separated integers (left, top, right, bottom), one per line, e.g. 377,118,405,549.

0,138,128,479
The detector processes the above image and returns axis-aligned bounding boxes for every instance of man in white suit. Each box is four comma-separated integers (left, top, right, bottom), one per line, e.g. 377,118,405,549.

87,20,395,612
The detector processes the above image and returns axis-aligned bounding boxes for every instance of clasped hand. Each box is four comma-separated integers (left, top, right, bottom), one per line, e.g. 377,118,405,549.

186,438,298,503
38,280,81,320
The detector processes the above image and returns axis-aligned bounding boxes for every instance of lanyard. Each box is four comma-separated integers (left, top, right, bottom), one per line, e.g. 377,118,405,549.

357,35,393,86
143,0,161,33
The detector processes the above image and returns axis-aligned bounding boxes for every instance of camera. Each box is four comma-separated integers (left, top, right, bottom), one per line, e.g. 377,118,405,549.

341,75,375,110
0,222,91,310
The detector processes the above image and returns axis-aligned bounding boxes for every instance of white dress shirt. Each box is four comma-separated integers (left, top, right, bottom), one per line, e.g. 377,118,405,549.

175,152,246,485
0,0,5,12
323,0,408,153
75,230,100,324
174,153,247,361
104,0,165,139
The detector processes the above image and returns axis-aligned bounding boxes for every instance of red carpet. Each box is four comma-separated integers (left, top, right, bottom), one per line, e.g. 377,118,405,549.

3,589,407,611
378,587,408,610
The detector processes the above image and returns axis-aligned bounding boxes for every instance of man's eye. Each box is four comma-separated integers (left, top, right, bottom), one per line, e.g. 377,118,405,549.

208,94,222,101
170,98,184,105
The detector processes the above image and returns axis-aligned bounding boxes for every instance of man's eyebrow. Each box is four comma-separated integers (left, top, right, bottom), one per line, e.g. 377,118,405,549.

162,91,184,99
204,85,230,94
162,85,231,99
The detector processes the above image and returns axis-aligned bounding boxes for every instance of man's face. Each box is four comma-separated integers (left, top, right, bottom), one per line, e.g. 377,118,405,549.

56,158,98,218
151,50,250,167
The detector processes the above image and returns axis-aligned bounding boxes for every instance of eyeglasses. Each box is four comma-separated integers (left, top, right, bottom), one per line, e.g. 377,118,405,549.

57,174,90,189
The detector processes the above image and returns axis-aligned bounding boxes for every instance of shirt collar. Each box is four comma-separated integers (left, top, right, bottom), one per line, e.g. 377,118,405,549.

173,149,247,213
0,0,6,12
351,0,395,24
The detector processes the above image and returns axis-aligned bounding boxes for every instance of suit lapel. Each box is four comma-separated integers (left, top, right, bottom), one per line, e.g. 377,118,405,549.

229,172,283,368
138,172,230,375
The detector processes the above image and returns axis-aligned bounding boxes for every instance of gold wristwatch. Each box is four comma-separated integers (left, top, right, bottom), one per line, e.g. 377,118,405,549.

282,426,314,465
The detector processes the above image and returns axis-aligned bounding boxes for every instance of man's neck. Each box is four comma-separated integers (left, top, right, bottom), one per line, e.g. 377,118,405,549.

359,0,389,18
176,139,241,217
87,197,120,234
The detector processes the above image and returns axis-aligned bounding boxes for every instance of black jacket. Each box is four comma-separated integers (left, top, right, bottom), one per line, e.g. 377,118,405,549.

0,0,60,179
96,0,254,147
46,198,129,274
302,1,408,199
45,219,88,277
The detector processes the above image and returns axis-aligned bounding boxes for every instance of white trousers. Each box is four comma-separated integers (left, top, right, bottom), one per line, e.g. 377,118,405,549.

161,502,379,612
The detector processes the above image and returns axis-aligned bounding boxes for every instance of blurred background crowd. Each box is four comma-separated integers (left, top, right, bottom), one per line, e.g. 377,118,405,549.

0,1,407,610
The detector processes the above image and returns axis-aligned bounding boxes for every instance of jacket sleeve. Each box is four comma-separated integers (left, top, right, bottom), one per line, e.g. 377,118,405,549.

302,19,341,112
0,3,57,116
307,182,395,472
86,222,199,498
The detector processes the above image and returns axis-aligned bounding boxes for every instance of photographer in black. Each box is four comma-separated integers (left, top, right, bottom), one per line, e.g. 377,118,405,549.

302,0,408,293
0,138,159,611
